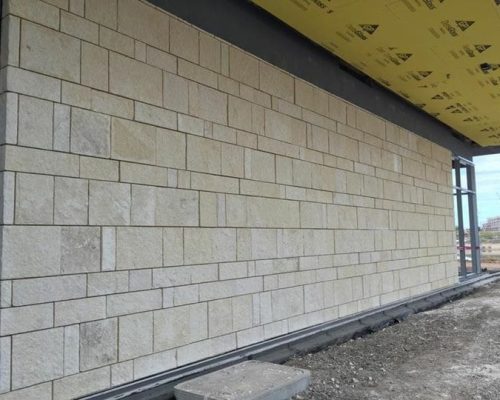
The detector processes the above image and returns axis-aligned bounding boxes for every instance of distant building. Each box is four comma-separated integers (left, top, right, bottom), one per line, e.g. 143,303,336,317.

483,217,500,231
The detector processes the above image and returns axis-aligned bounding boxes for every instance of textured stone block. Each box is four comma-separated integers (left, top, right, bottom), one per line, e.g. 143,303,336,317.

133,349,176,380
189,82,227,124
265,109,306,147
1,226,60,279
0,303,53,336
80,319,117,370
200,32,221,72
244,149,275,183
71,108,110,157
135,102,177,130
116,227,162,269
60,227,100,274
156,128,186,169
111,117,156,163
91,90,134,119
260,62,294,102
119,312,153,361
87,271,129,296
147,47,177,73
107,289,162,317
4,66,61,102
85,0,117,28
163,71,189,113
18,95,52,149
271,286,304,320
0,92,18,145
229,47,259,88
12,328,63,389
117,0,169,51
0,16,20,68
20,21,80,82
12,275,86,306
187,135,221,174
53,366,110,400
170,18,199,63
53,103,70,151
154,303,208,351
163,228,184,266
55,297,105,326
63,325,80,375
99,26,134,57
61,10,98,43
80,156,119,181
111,361,133,386
54,177,88,225
15,173,53,224
89,181,130,225
4,0,59,28
109,52,162,106
184,228,237,264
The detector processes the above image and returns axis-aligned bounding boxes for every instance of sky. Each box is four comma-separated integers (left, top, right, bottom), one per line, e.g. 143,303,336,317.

473,154,500,226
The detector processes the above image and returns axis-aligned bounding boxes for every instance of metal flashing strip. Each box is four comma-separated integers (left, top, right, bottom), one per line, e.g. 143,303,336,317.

79,272,500,400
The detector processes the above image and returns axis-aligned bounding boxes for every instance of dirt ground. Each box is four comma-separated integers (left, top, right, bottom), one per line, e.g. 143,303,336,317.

288,280,500,400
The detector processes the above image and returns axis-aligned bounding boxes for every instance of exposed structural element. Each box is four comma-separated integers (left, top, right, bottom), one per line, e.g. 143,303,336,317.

453,156,481,277
174,361,310,400
79,273,500,400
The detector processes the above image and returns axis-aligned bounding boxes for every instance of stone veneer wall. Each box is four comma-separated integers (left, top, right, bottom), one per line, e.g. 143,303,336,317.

0,0,457,399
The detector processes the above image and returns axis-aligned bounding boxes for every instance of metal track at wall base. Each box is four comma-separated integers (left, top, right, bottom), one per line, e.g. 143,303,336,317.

80,272,500,400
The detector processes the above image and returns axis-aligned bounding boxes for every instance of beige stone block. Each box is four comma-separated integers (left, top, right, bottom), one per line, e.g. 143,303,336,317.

229,47,259,87
265,109,306,147
295,79,328,116
133,350,176,380
53,103,70,151
60,227,100,274
119,312,153,361
63,325,79,376
4,0,59,29
200,32,221,72
20,21,80,82
304,229,335,255
0,383,53,400
1,226,61,279
61,10,98,43
147,46,177,73
357,208,389,229
208,298,232,337
213,124,237,144
85,0,117,29
221,143,244,177
187,135,221,174
55,297,105,326
61,81,91,108
15,173,53,224
13,274,86,306
173,285,199,306
228,96,251,132
99,26,134,57
53,367,110,400
129,269,152,292
178,114,204,136
18,95,53,149
107,289,162,317
4,66,61,102
80,156,119,181
111,117,156,163
335,230,375,253
244,148,275,183
238,229,277,260
0,336,10,393
184,228,236,264
116,227,162,269
307,124,329,152
80,319,117,370
156,128,186,169
71,108,110,157
200,192,217,227
89,181,131,225
111,361,133,386
91,90,134,119
109,52,162,106
0,172,14,225
247,197,300,228
69,0,84,15
121,162,168,186
170,18,199,62
329,132,359,161
276,229,303,258
54,177,88,225
0,16,20,68
135,102,176,130
153,303,207,351
177,333,237,366
163,71,188,113
188,82,227,124
271,287,304,320
87,271,129,296
0,92,18,145
118,0,169,51
12,328,63,389
327,205,357,229
0,303,53,336
179,60,218,89
260,62,294,102
163,228,184,266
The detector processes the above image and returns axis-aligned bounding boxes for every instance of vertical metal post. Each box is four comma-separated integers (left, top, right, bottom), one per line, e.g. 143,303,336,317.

455,161,467,277
467,164,481,274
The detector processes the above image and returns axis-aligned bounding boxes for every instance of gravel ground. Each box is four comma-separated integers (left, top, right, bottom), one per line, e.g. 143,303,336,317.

288,280,500,400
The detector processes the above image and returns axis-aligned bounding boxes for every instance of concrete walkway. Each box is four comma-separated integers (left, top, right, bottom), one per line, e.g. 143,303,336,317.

288,279,500,400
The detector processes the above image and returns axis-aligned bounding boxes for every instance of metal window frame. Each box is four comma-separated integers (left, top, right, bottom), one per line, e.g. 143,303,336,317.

453,156,481,277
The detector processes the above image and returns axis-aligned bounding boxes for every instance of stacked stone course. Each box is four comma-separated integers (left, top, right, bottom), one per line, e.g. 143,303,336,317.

0,0,457,398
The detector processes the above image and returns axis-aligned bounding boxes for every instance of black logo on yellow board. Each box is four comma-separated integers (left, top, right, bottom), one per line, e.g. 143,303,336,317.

432,94,444,100
475,44,491,53
419,71,433,78
452,109,462,113
463,117,473,122
359,24,379,34
396,53,413,62
456,20,475,31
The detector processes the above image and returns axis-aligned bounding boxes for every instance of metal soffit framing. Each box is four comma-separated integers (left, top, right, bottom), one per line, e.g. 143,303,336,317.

252,0,500,148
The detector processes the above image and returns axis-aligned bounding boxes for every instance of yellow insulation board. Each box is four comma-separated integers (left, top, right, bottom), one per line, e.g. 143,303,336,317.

251,0,500,147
